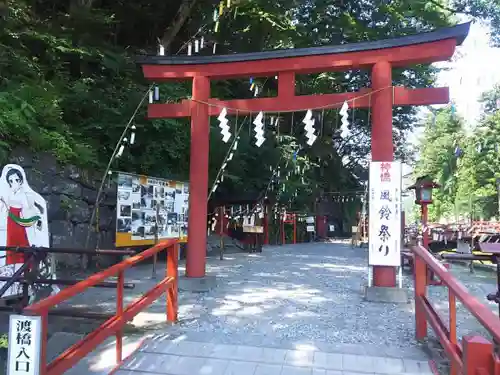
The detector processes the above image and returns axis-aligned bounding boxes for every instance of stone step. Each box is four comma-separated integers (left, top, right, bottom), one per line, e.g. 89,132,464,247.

117,339,433,375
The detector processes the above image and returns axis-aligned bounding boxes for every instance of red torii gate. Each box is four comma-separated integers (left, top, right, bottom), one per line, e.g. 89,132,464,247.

137,22,470,288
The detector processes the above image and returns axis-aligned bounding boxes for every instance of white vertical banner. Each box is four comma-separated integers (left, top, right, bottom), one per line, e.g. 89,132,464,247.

7,315,42,375
369,161,402,266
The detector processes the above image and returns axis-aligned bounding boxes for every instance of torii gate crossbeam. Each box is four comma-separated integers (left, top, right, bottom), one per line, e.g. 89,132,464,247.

136,22,470,288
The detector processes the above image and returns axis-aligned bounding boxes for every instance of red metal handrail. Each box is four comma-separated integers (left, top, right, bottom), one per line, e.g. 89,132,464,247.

23,239,179,375
413,244,500,375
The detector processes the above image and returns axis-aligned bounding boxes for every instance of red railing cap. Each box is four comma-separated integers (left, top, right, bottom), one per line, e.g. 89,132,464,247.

25,239,179,314
413,244,500,342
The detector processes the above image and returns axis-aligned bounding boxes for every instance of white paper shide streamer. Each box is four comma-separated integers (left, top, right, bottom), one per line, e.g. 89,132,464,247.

217,107,231,143
302,110,317,146
130,125,136,145
116,137,128,158
339,101,349,138
253,111,265,147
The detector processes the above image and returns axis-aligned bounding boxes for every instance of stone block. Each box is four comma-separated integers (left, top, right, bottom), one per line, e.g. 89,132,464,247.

179,275,217,292
364,286,409,304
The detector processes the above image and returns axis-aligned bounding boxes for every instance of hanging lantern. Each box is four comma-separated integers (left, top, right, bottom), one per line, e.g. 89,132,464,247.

408,176,440,205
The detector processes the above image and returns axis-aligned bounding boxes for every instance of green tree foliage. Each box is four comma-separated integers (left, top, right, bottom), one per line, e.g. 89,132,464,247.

414,85,500,222
424,0,500,45
2,0,498,213
414,107,465,221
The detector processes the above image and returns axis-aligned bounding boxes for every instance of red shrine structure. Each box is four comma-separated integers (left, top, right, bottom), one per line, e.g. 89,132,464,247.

137,22,470,288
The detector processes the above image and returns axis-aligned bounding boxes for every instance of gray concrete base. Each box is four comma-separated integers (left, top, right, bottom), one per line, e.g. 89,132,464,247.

364,286,409,304
179,275,217,292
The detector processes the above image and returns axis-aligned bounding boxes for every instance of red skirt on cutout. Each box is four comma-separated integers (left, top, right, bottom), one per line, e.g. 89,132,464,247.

6,207,28,264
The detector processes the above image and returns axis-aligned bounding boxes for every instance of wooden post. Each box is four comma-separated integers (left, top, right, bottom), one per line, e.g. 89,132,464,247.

116,270,124,363
167,243,179,323
152,203,160,279
293,214,297,244
264,204,269,245
219,206,225,260
414,247,428,340
462,335,493,375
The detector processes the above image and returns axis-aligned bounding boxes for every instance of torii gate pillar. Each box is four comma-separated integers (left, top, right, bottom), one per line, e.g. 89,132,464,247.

371,61,396,287
187,76,210,278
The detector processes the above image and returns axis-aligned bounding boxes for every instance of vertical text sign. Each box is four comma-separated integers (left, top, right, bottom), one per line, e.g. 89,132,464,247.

368,161,402,266
7,315,42,375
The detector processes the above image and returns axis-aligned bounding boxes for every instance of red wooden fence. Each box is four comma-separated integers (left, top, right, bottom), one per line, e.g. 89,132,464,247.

22,240,179,375
413,244,500,375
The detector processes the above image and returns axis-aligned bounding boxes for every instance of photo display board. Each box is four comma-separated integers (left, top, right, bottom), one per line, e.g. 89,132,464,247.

115,172,189,247
368,161,402,267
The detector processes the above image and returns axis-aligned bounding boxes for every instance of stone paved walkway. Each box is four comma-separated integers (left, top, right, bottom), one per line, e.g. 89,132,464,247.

109,243,433,375
55,242,500,374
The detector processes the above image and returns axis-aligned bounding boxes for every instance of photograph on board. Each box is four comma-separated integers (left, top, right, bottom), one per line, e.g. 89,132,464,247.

132,178,140,193
131,211,143,226
132,225,145,238
141,184,153,198
119,204,131,217
167,213,178,225
144,210,156,224
118,174,132,189
117,218,131,233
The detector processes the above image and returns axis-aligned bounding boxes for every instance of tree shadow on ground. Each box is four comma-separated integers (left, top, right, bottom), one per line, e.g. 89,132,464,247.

23,242,500,369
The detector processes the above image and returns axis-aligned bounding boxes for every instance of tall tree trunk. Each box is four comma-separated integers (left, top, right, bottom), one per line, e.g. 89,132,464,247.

69,0,95,14
162,0,198,53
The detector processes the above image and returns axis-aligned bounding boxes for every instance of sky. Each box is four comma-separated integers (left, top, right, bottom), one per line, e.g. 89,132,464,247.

435,21,500,126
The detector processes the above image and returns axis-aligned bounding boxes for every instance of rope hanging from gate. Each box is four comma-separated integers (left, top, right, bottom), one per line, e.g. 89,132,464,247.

191,85,393,113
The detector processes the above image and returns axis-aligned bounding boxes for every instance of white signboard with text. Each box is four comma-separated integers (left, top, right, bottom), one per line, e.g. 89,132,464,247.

368,161,402,266
7,315,42,375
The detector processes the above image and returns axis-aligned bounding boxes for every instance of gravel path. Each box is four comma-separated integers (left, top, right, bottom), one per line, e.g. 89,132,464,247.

172,243,420,351
50,242,500,363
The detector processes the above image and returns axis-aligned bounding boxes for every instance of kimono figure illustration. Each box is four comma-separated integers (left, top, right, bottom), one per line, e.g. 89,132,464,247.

0,164,50,297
